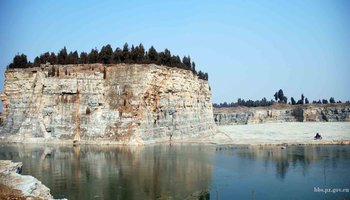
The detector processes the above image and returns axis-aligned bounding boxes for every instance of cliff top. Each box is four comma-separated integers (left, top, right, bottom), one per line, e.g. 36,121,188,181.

4,63,209,83
7,43,209,80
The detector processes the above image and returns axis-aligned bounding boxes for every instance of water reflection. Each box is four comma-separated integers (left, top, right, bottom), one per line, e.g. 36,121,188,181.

213,145,350,200
1,144,349,200
0,144,214,200
225,145,350,180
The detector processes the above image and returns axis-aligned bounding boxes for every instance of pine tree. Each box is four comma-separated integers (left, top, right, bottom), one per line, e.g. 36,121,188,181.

147,46,158,63
49,52,57,64
80,52,88,64
113,48,122,64
10,54,28,68
291,97,296,105
274,92,278,101
121,43,130,63
88,48,99,63
301,94,305,104
39,52,50,64
99,44,113,64
305,98,309,104
57,47,68,65
191,62,196,74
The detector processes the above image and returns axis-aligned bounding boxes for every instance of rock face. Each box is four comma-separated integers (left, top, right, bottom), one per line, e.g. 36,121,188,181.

0,160,53,199
0,64,215,144
214,104,350,125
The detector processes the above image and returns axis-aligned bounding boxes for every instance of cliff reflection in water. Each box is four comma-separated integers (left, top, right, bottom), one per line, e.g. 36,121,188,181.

0,144,214,200
213,145,350,199
218,145,350,179
1,144,349,200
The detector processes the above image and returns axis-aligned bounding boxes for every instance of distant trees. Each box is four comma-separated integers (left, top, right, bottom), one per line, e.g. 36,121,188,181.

214,90,346,108
274,89,287,103
7,43,208,80
296,94,305,104
291,97,296,105
213,97,274,108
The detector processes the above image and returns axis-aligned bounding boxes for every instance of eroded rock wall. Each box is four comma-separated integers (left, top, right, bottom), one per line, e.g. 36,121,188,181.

214,104,350,125
0,64,215,144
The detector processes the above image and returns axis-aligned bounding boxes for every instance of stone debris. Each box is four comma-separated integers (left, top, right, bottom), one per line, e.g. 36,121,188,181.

0,160,53,199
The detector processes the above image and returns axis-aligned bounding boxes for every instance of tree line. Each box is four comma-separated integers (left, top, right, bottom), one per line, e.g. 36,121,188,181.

7,43,209,80
213,89,345,108
213,97,274,108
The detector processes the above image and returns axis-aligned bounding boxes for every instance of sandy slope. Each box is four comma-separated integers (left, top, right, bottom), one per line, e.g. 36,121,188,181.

208,122,350,145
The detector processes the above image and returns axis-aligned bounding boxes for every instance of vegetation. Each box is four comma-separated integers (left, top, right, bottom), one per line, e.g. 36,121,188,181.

213,97,274,108
213,89,345,108
7,43,208,80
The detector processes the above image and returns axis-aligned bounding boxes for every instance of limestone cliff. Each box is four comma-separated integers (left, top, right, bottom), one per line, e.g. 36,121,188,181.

214,104,350,125
0,64,215,144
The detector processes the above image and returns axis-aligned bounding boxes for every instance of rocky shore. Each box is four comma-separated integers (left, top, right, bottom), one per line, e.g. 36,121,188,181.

0,160,53,199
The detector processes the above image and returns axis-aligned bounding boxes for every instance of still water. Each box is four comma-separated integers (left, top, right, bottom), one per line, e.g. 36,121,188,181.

0,144,349,200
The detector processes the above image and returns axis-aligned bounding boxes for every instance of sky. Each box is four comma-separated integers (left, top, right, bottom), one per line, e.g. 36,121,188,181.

0,0,349,105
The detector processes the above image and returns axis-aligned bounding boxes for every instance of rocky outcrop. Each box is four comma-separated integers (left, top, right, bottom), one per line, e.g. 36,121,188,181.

0,160,53,199
214,104,350,125
0,64,215,144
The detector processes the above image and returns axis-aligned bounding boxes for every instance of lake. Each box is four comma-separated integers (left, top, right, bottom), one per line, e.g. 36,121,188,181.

0,144,349,200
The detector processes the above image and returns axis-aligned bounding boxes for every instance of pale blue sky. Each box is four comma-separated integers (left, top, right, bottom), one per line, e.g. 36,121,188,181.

0,0,349,105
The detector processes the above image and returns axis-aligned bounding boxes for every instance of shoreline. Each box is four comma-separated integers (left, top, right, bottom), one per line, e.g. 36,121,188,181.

1,122,349,146
0,160,53,199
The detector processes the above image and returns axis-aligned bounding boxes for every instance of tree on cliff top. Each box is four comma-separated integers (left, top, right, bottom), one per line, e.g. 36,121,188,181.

7,43,208,81
305,98,309,104
68,51,79,64
121,43,130,63
291,97,296,105
8,54,28,69
147,46,158,63
80,52,88,64
88,48,99,63
99,44,113,64
57,47,68,65
130,44,145,64
113,48,122,64
274,89,287,103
